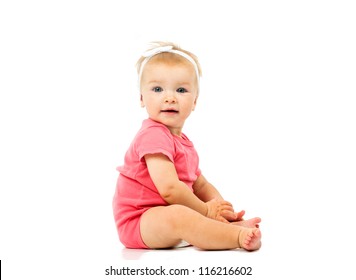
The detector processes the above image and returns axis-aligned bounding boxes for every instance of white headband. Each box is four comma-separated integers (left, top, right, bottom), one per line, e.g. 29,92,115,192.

138,45,200,88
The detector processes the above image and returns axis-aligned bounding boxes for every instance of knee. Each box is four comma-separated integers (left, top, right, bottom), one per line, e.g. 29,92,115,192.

165,204,195,230
166,204,191,216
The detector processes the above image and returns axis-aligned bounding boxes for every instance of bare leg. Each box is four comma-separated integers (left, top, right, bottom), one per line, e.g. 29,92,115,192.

140,204,261,250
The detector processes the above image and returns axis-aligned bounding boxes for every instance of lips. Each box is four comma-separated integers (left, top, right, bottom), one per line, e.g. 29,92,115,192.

161,108,179,113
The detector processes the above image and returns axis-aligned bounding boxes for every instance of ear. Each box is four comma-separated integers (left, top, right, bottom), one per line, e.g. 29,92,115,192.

192,95,198,111
140,94,145,107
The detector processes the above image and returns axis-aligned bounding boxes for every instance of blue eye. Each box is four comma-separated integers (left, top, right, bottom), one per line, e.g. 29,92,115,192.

153,87,163,92
177,88,187,93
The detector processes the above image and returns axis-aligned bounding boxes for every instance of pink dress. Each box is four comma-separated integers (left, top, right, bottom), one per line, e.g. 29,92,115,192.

113,118,201,248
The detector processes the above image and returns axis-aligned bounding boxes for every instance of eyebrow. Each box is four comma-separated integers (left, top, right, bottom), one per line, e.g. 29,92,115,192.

146,80,163,85
146,80,193,86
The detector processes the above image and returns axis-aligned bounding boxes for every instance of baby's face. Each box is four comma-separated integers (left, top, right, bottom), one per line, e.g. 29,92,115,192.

140,61,198,136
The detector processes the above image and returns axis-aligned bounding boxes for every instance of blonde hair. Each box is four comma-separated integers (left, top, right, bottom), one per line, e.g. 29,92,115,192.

136,41,202,79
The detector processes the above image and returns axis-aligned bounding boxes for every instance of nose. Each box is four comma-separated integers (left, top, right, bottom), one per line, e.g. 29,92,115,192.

164,91,177,103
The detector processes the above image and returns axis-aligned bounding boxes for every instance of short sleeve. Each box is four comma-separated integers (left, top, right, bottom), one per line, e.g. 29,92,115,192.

135,125,175,162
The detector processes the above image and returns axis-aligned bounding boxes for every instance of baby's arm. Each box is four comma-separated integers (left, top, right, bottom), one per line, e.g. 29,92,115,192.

192,174,224,202
145,153,208,216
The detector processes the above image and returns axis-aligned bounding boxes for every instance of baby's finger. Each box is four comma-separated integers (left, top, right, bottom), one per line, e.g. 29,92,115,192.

221,204,234,213
221,210,238,221
235,210,245,221
220,200,233,207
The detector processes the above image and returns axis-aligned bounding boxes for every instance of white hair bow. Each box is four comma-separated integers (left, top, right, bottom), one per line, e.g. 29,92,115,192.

142,46,174,58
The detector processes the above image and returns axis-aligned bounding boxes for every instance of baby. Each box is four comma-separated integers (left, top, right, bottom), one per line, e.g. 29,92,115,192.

113,42,261,250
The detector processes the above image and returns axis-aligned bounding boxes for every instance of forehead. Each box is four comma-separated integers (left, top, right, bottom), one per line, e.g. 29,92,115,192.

145,59,194,72
142,55,196,79
141,62,197,87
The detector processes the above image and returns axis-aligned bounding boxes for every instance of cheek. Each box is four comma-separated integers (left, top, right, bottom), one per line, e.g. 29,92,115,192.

181,100,197,113
142,96,159,109
141,94,151,104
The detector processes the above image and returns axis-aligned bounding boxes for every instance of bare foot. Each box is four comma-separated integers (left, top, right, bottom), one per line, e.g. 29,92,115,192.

231,217,261,228
238,228,262,251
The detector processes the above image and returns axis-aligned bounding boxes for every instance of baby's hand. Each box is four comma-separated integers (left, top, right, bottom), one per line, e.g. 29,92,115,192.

205,199,238,223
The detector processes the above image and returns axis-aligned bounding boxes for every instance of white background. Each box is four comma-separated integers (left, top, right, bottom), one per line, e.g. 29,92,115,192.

1,0,355,279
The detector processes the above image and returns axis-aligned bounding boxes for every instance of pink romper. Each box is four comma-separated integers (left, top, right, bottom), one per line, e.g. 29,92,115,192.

113,118,201,248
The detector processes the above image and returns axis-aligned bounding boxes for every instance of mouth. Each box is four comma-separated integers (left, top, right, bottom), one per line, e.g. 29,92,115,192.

161,109,179,113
